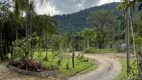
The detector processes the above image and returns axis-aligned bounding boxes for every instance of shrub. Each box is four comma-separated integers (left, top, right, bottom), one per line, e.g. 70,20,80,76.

66,63,69,69
7,57,47,72
77,54,89,62
83,58,89,62
56,59,62,67
43,57,48,61
13,47,25,59
46,65,59,70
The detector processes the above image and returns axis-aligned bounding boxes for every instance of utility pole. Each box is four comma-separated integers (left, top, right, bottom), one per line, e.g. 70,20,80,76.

126,0,130,78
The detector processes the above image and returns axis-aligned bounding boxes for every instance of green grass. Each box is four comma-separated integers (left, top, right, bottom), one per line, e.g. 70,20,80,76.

32,51,97,79
113,60,127,80
114,60,134,80
84,47,117,53
0,51,97,79
59,61,93,79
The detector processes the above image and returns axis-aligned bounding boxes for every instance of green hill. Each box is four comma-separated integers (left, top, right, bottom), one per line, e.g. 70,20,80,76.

53,2,122,34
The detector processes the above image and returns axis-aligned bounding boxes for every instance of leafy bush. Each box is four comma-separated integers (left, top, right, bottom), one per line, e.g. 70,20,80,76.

66,63,69,69
46,64,59,70
43,57,48,61
78,54,89,62
13,47,25,59
56,59,62,67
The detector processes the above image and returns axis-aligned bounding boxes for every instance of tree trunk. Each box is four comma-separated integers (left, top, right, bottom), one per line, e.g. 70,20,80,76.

25,12,29,57
38,37,41,61
30,10,32,35
84,39,86,50
129,2,138,74
16,24,18,41
72,52,75,68
87,37,89,48
29,6,33,57
26,16,28,57
45,31,48,59
0,25,2,61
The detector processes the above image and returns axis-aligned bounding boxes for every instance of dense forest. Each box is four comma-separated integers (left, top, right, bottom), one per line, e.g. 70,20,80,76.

53,2,122,34
53,2,141,35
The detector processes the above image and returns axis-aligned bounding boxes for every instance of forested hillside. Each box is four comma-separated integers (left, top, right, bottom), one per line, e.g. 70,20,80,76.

53,2,122,34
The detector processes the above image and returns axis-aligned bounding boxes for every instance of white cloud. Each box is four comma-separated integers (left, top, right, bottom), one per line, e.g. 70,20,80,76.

37,0,100,16
98,0,120,5
36,0,120,16
35,2,61,16
0,0,120,16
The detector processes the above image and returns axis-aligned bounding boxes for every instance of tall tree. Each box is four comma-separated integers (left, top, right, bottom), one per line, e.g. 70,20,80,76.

86,10,116,48
12,0,49,57
81,28,92,49
0,1,12,60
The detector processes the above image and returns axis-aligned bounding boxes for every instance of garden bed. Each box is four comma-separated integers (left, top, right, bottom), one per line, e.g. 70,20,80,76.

8,65,58,77
7,57,59,77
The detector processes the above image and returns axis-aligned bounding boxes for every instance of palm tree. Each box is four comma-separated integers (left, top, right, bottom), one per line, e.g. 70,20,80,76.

12,0,49,57
34,15,56,60
0,1,12,60
81,28,92,49
44,15,56,59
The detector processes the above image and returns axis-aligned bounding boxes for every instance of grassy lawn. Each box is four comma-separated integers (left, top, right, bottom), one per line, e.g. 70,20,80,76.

114,60,134,80
1,51,96,79
113,60,127,80
0,51,97,79
84,48,117,53
33,52,97,79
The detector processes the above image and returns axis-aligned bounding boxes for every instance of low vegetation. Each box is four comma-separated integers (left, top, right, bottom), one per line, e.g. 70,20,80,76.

114,60,127,80
6,51,97,79
114,60,135,80
84,47,117,53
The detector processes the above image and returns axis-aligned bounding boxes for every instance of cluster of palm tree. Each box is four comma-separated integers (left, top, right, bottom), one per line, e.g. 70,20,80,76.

0,0,57,60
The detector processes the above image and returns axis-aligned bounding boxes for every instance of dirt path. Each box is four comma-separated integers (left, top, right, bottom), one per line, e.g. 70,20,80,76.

0,65,57,80
68,53,122,80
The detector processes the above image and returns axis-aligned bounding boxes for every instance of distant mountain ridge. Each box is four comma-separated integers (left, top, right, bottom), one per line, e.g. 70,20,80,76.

53,2,122,34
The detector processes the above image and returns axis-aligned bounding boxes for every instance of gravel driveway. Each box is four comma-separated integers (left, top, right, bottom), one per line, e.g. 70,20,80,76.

68,53,122,80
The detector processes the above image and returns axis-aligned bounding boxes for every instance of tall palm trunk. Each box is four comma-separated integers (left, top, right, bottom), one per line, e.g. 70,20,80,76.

29,6,33,57
30,9,32,35
84,39,86,50
25,3,31,57
26,15,28,57
0,25,2,61
38,32,44,61
16,24,18,40
87,37,89,48
45,30,48,58
129,2,138,74
38,38,41,61
25,9,30,57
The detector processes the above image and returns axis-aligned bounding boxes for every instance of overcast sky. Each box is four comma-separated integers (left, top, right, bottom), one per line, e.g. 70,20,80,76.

0,0,120,16
36,0,120,16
